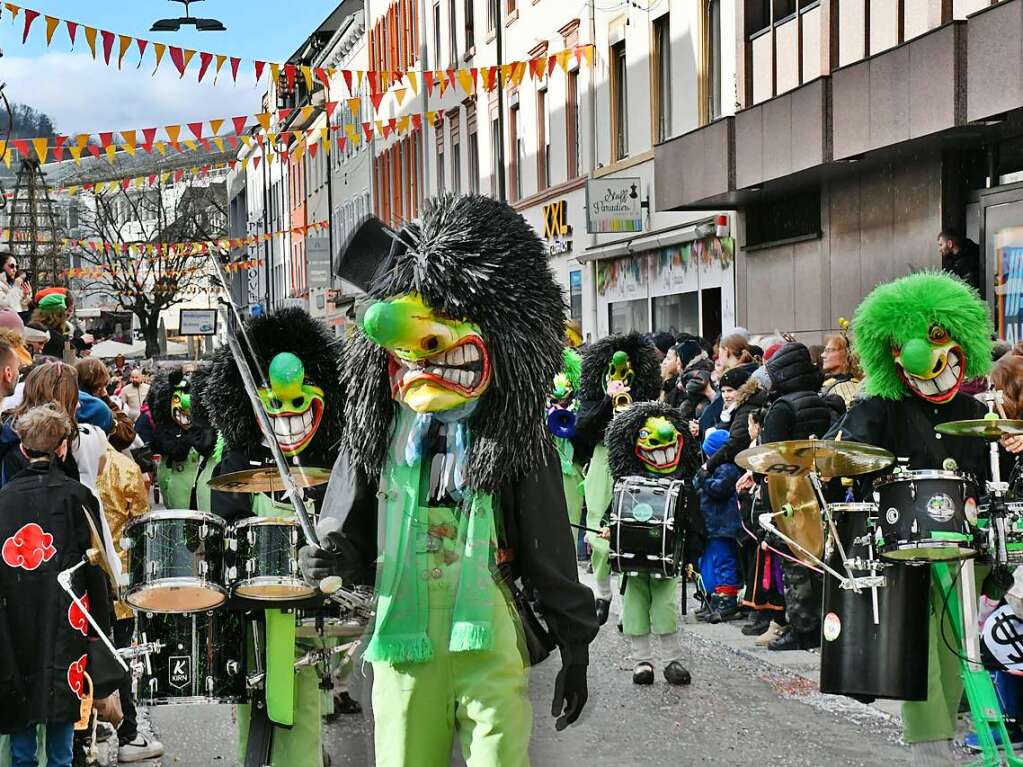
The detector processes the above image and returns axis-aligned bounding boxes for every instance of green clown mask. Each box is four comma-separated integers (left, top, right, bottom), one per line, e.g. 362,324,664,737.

360,293,492,414
634,416,682,474
171,387,191,430
256,352,326,456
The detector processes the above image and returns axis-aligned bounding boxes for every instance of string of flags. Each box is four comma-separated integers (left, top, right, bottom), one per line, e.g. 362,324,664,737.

1,2,594,101
68,258,263,281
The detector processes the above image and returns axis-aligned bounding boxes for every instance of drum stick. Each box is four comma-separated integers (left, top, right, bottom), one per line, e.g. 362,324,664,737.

569,522,606,535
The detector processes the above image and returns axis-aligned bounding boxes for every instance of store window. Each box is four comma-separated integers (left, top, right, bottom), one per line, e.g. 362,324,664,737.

653,292,699,336
468,125,480,194
609,299,649,335
570,270,583,321
449,0,458,66
464,0,475,53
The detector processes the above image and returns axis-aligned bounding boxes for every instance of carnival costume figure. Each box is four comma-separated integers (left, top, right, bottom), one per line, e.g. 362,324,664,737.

548,348,585,549
300,194,598,767
204,307,345,767
147,368,208,510
576,332,662,625
604,400,702,685
829,272,996,761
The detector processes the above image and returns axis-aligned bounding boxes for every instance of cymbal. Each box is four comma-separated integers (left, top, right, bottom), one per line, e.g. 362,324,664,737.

935,418,1023,439
767,475,824,566
207,467,331,493
736,439,895,477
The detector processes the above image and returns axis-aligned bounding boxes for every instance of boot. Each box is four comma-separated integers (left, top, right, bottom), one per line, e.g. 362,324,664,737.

632,661,654,685
741,611,773,636
708,594,741,624
595,598,611,625
767,627,820,651
663,660,692,686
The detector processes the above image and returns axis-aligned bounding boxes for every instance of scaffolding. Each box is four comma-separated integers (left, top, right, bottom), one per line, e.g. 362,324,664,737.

7,158,65,288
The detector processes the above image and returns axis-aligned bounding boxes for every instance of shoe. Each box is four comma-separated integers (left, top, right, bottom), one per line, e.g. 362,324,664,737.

741,612,773,636
663,660,692,686
632,661,654,685
95,721,116,743
118,734,165,763
755,622,787,646
595,598,610,626
961,727,1023,752
695,603,711,620
708,595,741,624
334,690,362,715
767,628,820,651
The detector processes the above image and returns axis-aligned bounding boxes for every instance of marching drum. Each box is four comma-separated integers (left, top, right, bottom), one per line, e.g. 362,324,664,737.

819,503,930,701
229,517,317,601
873,470,979,562
135,609,246,705
122,510,228,613
609,476,685,578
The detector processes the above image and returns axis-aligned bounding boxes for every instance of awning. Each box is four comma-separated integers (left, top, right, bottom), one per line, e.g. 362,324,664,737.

578,217,717,263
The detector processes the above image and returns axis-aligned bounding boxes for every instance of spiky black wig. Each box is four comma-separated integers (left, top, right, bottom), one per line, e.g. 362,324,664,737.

188,363,214,432
341,194,566,493
147,366,188,431
605,401,702,480
204,307,345,464
579,332,661,404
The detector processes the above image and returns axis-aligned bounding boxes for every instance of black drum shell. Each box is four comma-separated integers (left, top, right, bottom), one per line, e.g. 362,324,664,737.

820,505,931,701
874,471,979,562
230,517,316,601
609,477,684,578
136,609,246,705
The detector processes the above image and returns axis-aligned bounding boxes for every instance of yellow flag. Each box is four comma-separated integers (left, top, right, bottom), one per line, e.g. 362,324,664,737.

270,63,281,85
0,143,10,169
583,44,595,68
511,61,527,87
256,112,271,131
214,54,227,82
213,137,225,153
117,34,132,68
44,15,58,45
165,125,181,143
121,131,137,156
84,26,98,59
347,97,361,117
299,105,315,123
209,118,224,135
153,43,166,74
457,69,473,96
181,49,197,74
407,71,418,94
301,66,314,92
394,88,407,106
556,49,572,73
161,171,172,183
240,135,253,148
397,115,410,133
104,145,116,161
30,138,47,163
153,141,167,156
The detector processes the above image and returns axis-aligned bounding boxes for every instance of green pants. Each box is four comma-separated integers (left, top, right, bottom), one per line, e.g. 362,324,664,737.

370,506,531,767
903,563,989,743
563,466,583,550
156,447,200,510
584,444,613,589
622,573,680,636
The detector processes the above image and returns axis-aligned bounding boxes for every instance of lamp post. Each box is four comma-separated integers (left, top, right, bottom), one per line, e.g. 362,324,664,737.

151,0,226,32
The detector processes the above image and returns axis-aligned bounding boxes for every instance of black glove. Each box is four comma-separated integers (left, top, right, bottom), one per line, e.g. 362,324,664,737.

298,544,345,586
551,662,588,731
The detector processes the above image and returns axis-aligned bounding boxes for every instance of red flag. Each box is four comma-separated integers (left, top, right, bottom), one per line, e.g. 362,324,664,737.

336,137,347,153
100,30,115,65
315,68,330,89
411,114,422,131
278,108,293,122
325,101,338,118
362,123,373,141
187,122,204,140
285,64,297,92
88,145,100,159
369,91,385,111
98,132,113,149
446,69,456,90
308,142,318,159
341,69,353,94
548,57,557,76
121,179,130,190
22,9,39,44
136,38,148,64
424,71,435,95
197,51,214,82
199,138,211,151
227,135,238,149
53,135,66,162
229,159,237,170
65,20,78,47
169,46,186,76
231,116,247,135
230,57,241,81
367,72,378,93
141,128,157,152
174,170,185,182
147,175,156,185
253,155,261,170
254,61,266,82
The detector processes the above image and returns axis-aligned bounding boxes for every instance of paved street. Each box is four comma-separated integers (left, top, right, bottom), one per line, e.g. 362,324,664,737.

136,576,910,767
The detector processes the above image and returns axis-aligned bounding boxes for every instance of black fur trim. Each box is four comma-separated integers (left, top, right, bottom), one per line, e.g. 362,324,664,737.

203,307,345,465
605,401,701,480
340,194,566,493
579,332,661,404
189,363,214,431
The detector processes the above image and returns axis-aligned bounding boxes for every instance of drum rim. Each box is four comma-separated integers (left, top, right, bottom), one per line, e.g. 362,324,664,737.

874,470,978,488
124,578,227,612
125,509,227,531
231,516,300,529
828,503,879,513
233,576,317,599
613,476,684,490
138,695,244,706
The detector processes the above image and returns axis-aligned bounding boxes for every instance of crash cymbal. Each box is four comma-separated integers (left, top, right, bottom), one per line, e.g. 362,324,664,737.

736,439,895,477
767,474,824,566
935,419,1023,439
207,467,331,493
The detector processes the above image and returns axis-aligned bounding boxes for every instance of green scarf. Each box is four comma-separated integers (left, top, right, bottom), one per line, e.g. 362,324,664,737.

363,416,497,665
555,435,575,476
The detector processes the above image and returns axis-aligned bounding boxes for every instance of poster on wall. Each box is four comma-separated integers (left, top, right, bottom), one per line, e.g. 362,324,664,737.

995,228,1023,343
586,178,644,233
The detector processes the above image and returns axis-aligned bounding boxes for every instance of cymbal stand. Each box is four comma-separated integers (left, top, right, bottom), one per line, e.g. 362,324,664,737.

57,553,128,672
807,472,864,594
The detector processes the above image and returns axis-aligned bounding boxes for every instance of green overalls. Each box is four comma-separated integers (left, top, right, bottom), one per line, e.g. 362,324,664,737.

193,435,225,514
235,492,324,767
370,501,531,767
156,447,200,510
583,444,612,590
555,436,584,550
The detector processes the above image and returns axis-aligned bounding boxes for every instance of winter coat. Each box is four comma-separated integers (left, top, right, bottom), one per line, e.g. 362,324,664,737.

763,343,837,444
705,377,770,473
0,419,80,488
0,460,112,732
696,461,744,539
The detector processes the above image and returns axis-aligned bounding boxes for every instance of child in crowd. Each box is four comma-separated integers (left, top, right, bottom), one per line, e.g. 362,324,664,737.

0,404,112,767
696,428,745,624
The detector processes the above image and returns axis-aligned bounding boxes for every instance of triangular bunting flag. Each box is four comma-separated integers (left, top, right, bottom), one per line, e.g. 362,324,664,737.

44,15,58,44
152,43,166,74
231,57,241,81
117,34,132,68
197,51,214,82
31,138,47,163
65,19,77,47
84,26,98,59
187,122,204,140
301,65,314,92
232,116,248,135
21,8,38,44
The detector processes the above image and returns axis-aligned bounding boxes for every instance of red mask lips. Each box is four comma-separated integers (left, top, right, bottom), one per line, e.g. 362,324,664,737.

900,347,965,404
635,439,683,471
269,398,324,454
388,336,491,400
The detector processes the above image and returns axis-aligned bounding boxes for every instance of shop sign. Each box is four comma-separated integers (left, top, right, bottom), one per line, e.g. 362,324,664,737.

542,199,573,257
586,178,643,234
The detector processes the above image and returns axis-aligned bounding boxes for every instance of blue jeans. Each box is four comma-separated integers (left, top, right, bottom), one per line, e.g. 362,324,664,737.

9,722,74,767
700,537,740,596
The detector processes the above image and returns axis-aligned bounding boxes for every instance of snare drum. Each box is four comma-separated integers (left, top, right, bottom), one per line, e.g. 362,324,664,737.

873,470,979,562
135,609,246,705
122,510,227,613
819,503,930,702
229,517,316,600
609,476,686,578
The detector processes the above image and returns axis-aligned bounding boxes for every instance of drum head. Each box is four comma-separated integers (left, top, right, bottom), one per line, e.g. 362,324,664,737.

126,583,226,613
234,578,316,600
879,541,976,563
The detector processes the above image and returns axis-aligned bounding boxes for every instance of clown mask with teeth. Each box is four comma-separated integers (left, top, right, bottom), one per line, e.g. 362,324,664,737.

171,387,191,430
256,352,325,456
893,325,965,404
361,293,492,413
635,417,683,474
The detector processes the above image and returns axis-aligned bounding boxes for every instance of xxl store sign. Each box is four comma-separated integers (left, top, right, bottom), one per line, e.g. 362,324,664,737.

542,199,572,256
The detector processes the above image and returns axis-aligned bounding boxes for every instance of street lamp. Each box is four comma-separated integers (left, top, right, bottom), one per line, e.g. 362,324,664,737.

150,0,227,32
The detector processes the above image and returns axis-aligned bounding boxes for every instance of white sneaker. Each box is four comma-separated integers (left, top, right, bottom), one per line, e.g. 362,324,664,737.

754,622,787,647
118,735,164,763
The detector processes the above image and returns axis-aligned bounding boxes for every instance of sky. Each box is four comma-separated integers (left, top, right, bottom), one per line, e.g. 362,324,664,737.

0,1,342,135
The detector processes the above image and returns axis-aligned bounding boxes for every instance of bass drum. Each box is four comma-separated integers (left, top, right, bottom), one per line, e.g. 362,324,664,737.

819,503,931,702
609,476,685,578
136,609,246,705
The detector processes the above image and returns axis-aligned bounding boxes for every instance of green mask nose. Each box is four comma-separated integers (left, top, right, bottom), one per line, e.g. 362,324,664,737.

269,352,305,401
656,422,676,443
178,392,190,411
899,338,933,377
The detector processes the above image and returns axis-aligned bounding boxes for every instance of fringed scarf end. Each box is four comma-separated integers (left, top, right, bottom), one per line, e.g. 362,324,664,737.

449,621,494,653
364,633,434,665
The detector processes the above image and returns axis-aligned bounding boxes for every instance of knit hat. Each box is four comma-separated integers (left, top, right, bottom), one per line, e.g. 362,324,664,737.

751,365,772,392
676,339,704,368
38,293,67,310
764,342,784,361
703,428,729,457
34,287,67,305
0,310,23,336
719,367,751,391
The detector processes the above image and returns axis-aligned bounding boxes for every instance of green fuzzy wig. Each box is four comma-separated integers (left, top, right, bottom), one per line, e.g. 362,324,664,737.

852,271,993,400
561,348,582,393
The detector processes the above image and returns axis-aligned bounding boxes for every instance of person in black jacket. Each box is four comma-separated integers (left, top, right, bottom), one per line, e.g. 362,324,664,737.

760,342,840,651
299,197,597,766
703,366,767,475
